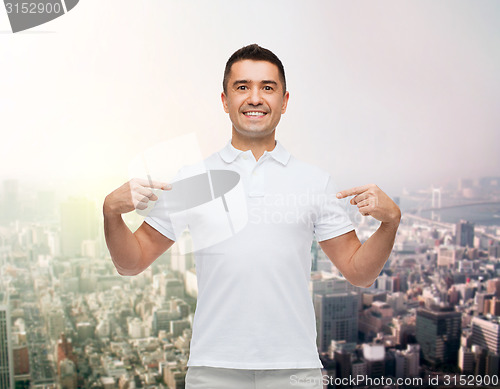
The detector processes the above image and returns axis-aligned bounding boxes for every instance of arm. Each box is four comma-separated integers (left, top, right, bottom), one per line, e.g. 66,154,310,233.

319,184,401,288
104,214,174,276
103,178,174,276
319,221,398,288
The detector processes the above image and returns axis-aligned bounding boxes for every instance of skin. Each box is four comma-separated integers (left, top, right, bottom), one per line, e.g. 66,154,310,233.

221,59,289,161
103,178,174,276
104,59,401,287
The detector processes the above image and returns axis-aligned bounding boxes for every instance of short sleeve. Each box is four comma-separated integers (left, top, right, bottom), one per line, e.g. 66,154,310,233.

144,160,209,242
143,168,186,242
313,175,355,242
144,190,177,241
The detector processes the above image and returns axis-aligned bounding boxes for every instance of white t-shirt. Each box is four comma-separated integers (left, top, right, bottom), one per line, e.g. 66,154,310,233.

145,139,355,369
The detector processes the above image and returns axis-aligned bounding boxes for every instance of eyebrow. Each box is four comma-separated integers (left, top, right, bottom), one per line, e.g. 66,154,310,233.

232,80,279,87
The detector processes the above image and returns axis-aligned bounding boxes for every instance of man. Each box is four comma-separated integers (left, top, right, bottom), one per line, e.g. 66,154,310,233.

103,44,401,388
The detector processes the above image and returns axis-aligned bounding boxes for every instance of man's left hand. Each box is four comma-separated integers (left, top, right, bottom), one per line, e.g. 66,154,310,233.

336,184,401,225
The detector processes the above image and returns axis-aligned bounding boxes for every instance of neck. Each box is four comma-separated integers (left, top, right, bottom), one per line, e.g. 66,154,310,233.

231,129,276,161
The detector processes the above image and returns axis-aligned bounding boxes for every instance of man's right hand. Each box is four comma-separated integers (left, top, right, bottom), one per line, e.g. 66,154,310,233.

103,178,172,216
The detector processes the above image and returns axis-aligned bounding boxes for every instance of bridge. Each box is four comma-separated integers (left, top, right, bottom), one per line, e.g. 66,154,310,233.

405,201,500,214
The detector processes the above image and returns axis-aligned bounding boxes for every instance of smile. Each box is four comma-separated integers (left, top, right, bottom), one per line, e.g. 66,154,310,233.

243,111,267,117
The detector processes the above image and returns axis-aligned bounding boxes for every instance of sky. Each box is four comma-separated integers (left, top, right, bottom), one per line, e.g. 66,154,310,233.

1,0,499,198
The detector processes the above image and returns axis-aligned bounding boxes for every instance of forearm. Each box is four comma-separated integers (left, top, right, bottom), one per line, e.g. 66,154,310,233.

349,221,399,287
103,208,143,276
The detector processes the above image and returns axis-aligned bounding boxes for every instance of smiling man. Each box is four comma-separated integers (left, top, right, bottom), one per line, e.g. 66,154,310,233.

222,58,288,144
103,44,401,389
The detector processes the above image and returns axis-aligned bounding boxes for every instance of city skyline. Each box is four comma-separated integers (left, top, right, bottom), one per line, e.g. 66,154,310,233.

1,176,500,387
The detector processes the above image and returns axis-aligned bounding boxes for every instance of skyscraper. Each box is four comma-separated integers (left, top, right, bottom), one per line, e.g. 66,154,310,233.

416,305,461,367
471,316,500,355
312,274,360,352
0,292,14,389
57,333,77,375
456,220,475,248
314,291,359,352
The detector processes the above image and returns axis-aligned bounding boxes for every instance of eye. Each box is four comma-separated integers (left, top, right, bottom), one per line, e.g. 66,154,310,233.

264,86,273,91
237,85,248,90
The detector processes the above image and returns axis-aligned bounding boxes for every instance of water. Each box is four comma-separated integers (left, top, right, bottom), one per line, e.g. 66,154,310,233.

400,197,500,227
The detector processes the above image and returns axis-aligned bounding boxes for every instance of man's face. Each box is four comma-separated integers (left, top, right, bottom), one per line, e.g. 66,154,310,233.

222,60,289,140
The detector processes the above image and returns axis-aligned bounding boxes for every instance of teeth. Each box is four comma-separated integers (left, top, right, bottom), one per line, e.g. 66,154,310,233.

244,112,266,116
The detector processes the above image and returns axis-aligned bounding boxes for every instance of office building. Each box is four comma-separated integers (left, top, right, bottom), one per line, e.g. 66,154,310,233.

0,292,14,389
416,306,461,366
471,316,500,355
456,220,475,248
314,291,359,352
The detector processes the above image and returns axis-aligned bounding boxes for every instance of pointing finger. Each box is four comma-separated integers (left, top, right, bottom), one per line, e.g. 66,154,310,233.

147,180,171,190
134,178,172,190
336,184,371,199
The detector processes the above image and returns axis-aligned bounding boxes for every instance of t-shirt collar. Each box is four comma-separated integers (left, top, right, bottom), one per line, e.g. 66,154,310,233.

219,138,291,166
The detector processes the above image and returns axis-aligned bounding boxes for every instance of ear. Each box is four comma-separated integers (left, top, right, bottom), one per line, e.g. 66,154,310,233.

281,91,290,114
221,92,229,113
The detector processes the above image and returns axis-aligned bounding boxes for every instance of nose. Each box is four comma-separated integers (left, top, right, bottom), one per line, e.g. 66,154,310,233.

246,87,263,106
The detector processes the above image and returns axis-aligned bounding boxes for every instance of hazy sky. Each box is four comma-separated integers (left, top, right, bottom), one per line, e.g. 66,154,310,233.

1,0,499,197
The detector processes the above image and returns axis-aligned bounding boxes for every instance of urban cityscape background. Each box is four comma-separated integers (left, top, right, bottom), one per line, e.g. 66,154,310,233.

2,1,500,388
1,174,500,388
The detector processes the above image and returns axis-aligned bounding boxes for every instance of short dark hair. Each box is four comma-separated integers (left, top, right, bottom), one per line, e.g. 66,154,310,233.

223,44,286,95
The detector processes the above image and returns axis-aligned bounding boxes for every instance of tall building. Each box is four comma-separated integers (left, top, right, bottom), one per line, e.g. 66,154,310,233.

163,361,187,389
471,316,500,355
362,343,385,378
13,344,29,376
402,344,420,377
488,244,500,259
185,268,198,298
375,273,393,292
437,246,461,268
487,278,500,297
76,322,94,343
487,353,500,376
47,309,65,340
391,317,412,347
127,317,150,339
0,292,14,389
162,278,184,298
60,197,98,257
476,292,495,315
311,240,319,272
312,274,360,352
310,272,359,298
456,220,475,248
59,359,77,389
152,306,180,336
170,248,193,275
458,346,475,373
314,291,359,352
334,348,353,380
57,334,77,375
416,306,461,367
472,345,488,376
